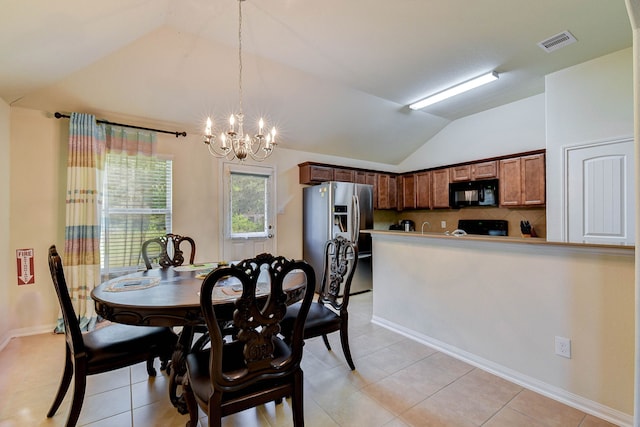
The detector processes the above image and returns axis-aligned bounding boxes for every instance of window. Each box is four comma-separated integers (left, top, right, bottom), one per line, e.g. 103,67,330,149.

100,153,172,277
229,172,269,238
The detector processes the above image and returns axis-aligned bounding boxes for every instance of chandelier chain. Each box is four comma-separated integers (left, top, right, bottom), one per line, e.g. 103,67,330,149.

238,0,243,115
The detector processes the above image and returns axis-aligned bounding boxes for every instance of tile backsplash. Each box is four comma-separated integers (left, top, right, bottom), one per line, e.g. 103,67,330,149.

374,207,546,239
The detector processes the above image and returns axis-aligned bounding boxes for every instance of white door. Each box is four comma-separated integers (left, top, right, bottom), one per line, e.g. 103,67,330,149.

566,137,634,245
221,163,276,262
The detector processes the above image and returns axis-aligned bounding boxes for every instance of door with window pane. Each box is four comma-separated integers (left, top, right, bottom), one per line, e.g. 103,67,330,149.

222,163,276,262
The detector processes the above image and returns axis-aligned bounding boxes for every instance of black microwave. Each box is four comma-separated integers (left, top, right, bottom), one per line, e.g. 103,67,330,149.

449,179,499,208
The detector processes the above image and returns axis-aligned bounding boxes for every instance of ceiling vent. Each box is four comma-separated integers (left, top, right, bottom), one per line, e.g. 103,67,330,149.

537,30,577,53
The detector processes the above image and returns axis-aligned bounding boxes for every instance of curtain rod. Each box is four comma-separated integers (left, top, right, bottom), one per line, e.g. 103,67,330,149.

54,112,187,138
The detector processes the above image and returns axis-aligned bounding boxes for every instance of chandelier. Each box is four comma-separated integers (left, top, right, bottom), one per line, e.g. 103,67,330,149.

203,0,276,161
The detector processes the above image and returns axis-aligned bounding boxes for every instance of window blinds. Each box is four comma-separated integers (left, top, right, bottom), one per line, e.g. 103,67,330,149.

101,153,172,277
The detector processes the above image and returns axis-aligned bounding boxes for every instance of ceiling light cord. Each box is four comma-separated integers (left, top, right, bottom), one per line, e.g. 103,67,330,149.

238,0,243,117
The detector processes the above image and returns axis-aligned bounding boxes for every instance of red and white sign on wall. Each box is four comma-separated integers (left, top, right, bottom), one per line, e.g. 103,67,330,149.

17,248,35,285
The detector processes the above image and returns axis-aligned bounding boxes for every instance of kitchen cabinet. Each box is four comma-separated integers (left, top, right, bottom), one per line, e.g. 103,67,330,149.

416,171,431,209
499,158,521,205
333,168,354,182
354,170,376,186
299,163,334,184
355,170,377,208
300,150,540,209
397,174,416,211
377,173,397,210
431,168,450,208
450,161,498,182
395,171,433,210
520,154,545,205
499,154,545,206
299,162,369,185
450,165,472,182
471,160,498,180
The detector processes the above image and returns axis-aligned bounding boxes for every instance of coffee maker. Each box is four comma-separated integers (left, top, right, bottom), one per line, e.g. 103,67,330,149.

399,219,415,232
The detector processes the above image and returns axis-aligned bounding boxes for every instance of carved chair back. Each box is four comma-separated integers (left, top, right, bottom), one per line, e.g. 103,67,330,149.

318,236,358,314
141,233,196,269
200,253,315,390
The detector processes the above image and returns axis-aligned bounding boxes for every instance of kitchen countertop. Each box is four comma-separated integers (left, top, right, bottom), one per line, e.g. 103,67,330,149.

363,229,635,253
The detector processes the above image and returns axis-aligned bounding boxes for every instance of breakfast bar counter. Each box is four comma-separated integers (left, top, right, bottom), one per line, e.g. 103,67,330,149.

367,229,635,252
364,229,634,424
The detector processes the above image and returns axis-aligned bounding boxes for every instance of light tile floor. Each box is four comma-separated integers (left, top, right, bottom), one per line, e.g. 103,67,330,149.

0,292,619,426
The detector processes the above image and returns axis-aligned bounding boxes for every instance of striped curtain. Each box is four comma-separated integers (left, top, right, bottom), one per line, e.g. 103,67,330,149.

56,113,106,333
102,125,158,274
106,125,156,156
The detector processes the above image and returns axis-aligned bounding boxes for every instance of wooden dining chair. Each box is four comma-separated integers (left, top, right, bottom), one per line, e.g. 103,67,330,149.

281,236,359,370
47,245,178,427
141,233,196,270
182,253,316,427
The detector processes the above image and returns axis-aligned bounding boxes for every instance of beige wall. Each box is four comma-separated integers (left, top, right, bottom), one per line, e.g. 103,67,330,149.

0,99,10,344
7,109,66,336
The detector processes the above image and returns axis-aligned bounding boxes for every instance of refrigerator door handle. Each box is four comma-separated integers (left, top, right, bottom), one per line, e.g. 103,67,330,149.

352,194,360,244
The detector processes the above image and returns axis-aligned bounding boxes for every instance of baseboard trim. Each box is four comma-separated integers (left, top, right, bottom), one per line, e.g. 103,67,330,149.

0,324,57,352
371,315,632,427
349,289,372,297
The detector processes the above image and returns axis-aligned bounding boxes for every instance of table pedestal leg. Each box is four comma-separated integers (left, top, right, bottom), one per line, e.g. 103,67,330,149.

168,326,194,414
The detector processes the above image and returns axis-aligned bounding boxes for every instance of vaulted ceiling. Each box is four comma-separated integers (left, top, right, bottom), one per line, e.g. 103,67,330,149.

1,0,632,164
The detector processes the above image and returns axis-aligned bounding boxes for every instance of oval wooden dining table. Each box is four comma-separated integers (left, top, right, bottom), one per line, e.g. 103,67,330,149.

91,263,308,414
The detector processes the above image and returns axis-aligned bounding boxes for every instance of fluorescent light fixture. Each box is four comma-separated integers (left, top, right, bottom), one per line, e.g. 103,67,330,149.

409,71,499,110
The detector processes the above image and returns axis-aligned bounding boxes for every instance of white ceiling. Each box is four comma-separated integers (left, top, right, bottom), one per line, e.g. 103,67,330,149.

1,0,632,164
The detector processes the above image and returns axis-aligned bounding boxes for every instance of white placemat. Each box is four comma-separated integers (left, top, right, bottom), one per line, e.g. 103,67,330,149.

173,262,219,272
104,276,161,292
205,282,270,301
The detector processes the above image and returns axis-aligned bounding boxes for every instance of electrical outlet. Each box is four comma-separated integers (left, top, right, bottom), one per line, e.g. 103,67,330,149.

555,336,571,358
441,221,446,229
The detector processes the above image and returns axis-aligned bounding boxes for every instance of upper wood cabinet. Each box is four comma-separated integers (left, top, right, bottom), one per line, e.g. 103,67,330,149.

377,173,397,210
397,174,416,211
450,165,472,182
431,168,450,208
450,160,498,182
299,163,333,184
299,151,542,210
354,170,376,186
521,155,545,205
299,163,355,184
499,158,521,206
471,160,498,180
416,171,432,209
399,171,432,210
333,168,354,182
499,154,545,206
355,170,378,208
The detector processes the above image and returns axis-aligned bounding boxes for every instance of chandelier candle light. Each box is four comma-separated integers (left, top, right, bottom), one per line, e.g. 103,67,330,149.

203,0,276,161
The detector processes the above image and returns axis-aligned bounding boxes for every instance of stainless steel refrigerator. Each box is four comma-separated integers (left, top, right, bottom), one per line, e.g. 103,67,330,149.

303,182,373,294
